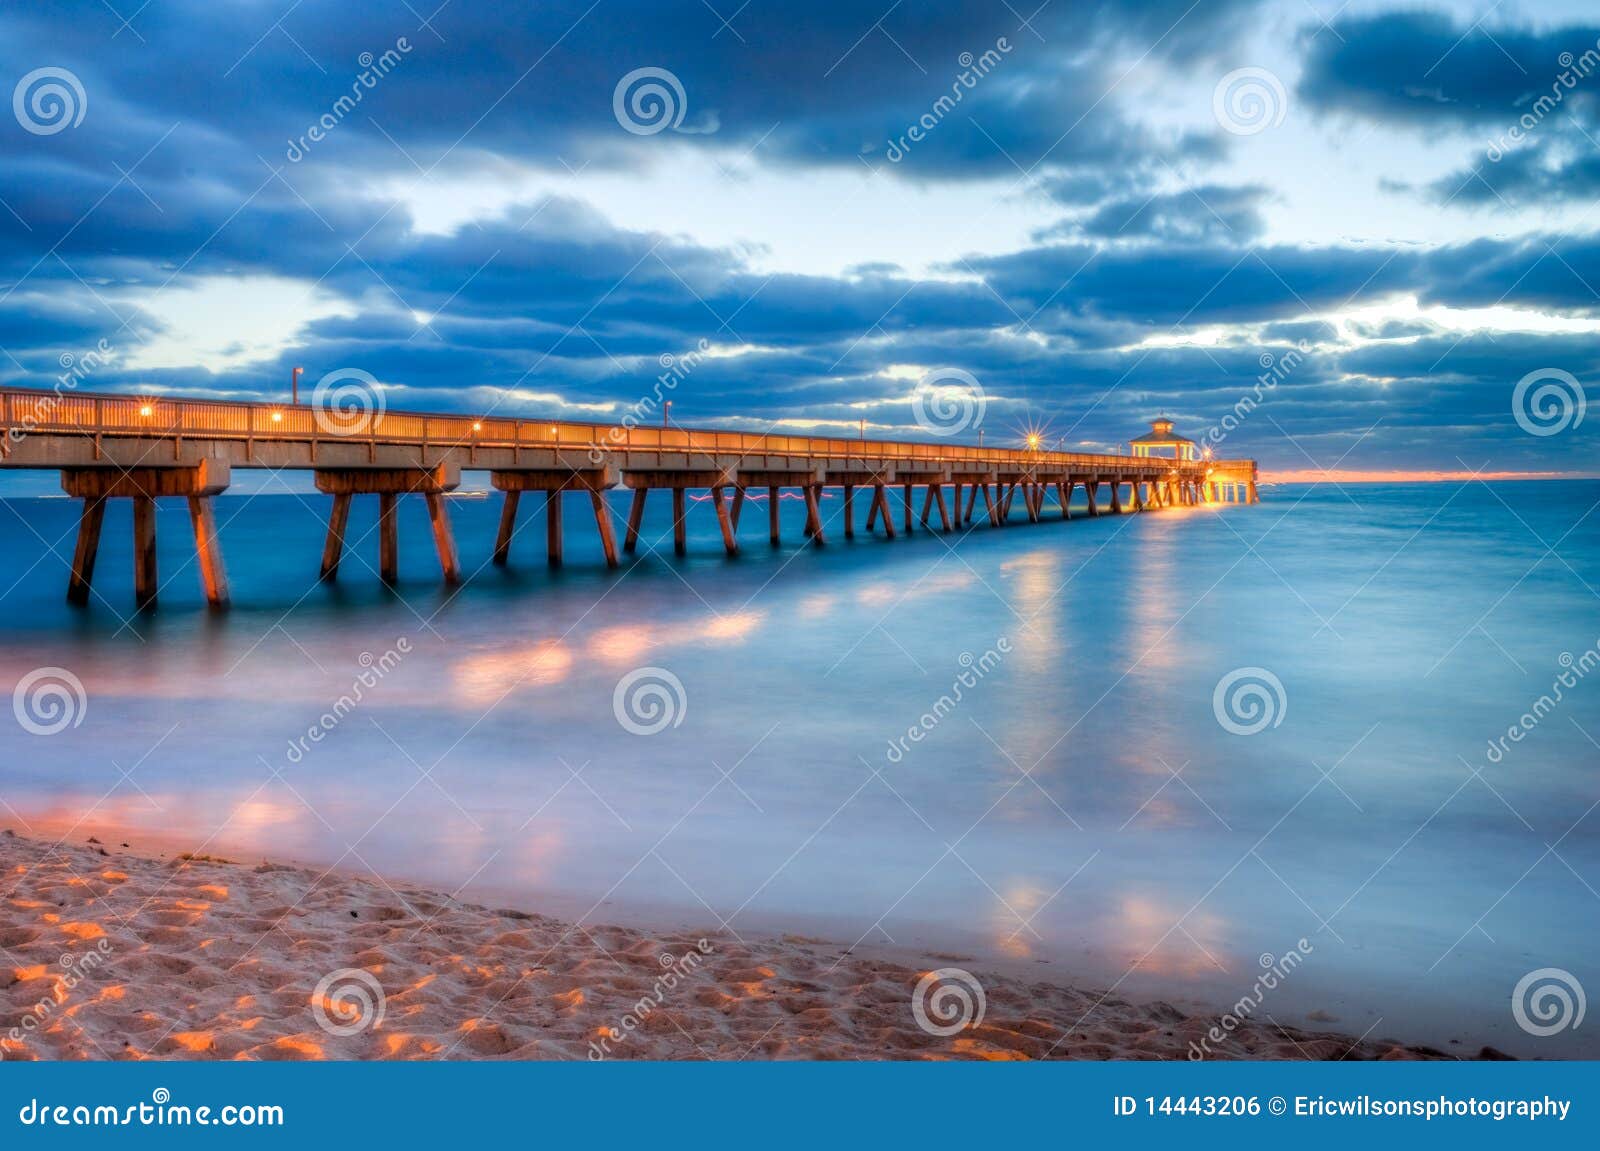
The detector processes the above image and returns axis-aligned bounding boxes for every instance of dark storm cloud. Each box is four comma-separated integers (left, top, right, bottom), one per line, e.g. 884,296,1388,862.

0,0,1594,474
1298,11,1600,127
1426,136,1600,207
1065,184,1270,244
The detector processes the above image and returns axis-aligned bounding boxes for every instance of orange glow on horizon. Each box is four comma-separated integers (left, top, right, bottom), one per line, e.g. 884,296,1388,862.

1262,468,1596,484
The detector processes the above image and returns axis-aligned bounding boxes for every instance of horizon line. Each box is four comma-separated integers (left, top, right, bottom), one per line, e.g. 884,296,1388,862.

1262,469,1598,484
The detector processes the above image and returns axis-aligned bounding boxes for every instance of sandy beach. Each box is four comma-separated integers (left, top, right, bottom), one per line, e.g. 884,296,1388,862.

0,830,1476,1062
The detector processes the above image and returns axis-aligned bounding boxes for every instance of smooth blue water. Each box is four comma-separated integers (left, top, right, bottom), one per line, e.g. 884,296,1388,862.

1,479,1596,1057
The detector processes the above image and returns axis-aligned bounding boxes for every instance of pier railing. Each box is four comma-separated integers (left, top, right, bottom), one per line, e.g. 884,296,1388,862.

0,386,1213,471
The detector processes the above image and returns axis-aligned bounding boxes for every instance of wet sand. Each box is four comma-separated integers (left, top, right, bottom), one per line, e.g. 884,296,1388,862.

0,830,1466,1061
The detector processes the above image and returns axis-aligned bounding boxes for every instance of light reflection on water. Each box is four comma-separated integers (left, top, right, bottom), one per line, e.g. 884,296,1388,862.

0,480,1596,1055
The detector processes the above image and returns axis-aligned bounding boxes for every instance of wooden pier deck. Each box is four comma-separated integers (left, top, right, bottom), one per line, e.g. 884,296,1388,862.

0,387,1258,608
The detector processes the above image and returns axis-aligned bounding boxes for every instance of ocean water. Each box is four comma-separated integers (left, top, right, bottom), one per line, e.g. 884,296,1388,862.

0,478,1596,1057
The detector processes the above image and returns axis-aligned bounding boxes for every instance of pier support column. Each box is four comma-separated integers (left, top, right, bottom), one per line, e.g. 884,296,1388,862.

321,493,352,580
187,495,230,606
424,492,461,584
731,486,746,531
981,482,999,526
1247,480,1259,503
545,491,564,566
711,484,738,555
132,496,158,608
1058,481,1072,519
591,490,620,567
769,486,782,545
865,490,879,531
934,485,952,531
378,492,399,583
843,484,855,539
1085,481,1100,517
903,483,914,535
803,484,826,544
952,482,964,526
872,484,895,539
966,483,980,525
919,483,935,528
1110,481,1123,515
493,490,520,565
624,488,647,554
671,488,687,555
66,496,106,606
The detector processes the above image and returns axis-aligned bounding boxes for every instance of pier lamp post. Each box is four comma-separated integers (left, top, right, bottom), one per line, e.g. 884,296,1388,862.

1027,433,1040,451
664,400,672,427
292,366,303,405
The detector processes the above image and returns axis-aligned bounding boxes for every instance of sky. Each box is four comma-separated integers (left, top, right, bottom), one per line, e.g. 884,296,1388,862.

1,0,1598,475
